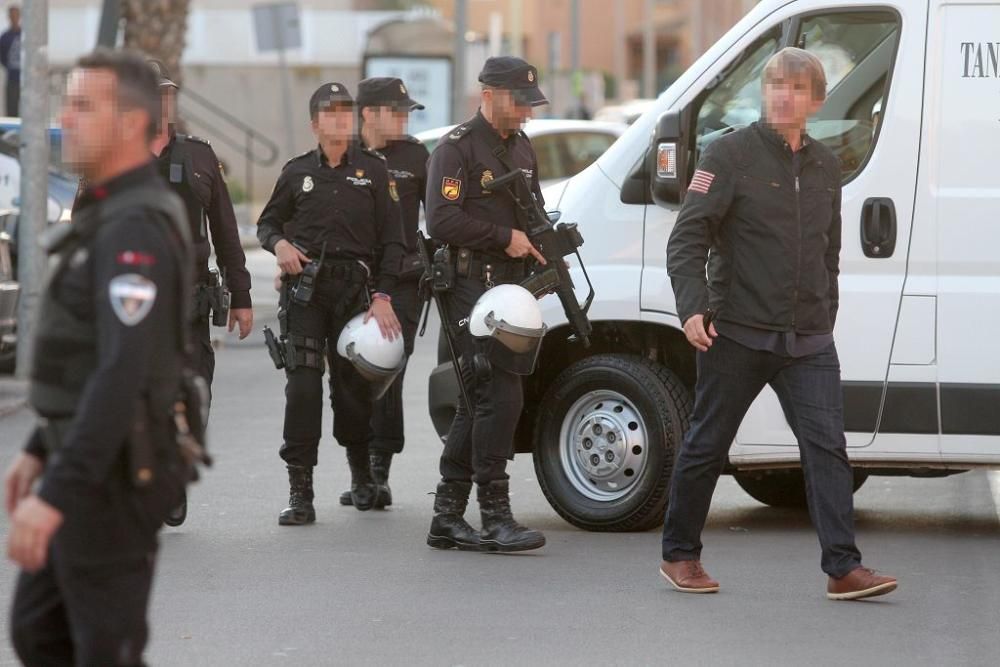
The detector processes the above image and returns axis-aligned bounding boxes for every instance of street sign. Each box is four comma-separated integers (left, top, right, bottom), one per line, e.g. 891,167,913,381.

252,2,301,52
363,56,452,134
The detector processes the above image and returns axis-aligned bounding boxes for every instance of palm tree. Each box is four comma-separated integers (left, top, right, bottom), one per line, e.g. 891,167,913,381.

122,0,191,87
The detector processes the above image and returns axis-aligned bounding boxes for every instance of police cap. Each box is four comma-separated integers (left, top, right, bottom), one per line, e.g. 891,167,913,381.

357,77,425,111
309,82,354,118
147,59,178,89
478,56,548,107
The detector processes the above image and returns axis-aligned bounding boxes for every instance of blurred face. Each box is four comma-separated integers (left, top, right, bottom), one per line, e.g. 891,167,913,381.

483,88,533,134
762,69,824,132
363,106,409,141
9,7,19,27
311,104,355,143
60,68,149,177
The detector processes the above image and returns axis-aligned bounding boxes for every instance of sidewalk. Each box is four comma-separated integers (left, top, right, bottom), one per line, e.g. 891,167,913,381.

0,376,27,417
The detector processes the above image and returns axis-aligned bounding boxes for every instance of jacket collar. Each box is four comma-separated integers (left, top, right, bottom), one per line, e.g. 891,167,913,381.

754,119,814,155
314,142,355,168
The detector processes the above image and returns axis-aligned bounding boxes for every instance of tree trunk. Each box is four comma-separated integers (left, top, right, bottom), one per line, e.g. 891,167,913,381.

121,0,190,88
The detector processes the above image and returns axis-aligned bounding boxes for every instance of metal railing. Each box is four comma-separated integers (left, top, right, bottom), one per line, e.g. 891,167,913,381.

178,86,280,223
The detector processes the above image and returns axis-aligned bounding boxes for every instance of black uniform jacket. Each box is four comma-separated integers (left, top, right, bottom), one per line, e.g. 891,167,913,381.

667,121,843,334
157,133,252,309
378,135,429,255
256,143,405,294
25,162,187,562
425,111,544,258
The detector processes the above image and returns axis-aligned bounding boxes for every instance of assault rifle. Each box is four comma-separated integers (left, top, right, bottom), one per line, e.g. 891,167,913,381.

482,168,594,346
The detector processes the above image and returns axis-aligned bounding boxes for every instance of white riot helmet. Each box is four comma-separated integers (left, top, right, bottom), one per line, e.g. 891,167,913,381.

336,313,406,399
468,284,547,375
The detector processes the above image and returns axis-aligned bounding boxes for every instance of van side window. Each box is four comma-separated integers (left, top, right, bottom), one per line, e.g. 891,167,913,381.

694,31,781,153
799,11,900,181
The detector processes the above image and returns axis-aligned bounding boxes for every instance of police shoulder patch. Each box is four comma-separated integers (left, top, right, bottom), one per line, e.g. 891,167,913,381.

109,273,157,326
441,177,461,201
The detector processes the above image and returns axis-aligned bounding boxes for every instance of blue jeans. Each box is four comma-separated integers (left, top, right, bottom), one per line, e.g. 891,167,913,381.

661,335,862,578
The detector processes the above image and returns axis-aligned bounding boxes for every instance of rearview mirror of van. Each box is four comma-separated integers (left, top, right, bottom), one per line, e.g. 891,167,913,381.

650,110,688,206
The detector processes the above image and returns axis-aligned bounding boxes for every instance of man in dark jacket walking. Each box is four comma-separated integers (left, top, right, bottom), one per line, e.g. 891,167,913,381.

660,48,897,600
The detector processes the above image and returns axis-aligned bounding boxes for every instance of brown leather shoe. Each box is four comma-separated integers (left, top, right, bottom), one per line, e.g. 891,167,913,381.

827,566,897,600
659,560,720,593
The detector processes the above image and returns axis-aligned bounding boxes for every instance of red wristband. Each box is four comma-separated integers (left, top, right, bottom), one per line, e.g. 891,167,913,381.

373,292,391,303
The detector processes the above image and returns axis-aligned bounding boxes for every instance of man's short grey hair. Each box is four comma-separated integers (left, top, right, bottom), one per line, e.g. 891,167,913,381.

762,47,827,101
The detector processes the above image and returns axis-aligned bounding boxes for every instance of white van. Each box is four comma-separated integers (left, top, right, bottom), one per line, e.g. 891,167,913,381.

427,0,1000,531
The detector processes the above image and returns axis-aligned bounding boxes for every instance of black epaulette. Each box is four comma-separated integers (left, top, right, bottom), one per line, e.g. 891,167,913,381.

401,134,422,144
177,133,211,147
361,145,387,161
283,149,314,169
443,122,474,143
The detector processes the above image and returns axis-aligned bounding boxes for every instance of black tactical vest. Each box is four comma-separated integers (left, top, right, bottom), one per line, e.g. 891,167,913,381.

29,185,193,422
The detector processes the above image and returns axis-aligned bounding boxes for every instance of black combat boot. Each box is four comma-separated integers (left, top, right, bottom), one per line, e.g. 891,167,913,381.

426,481,480,551
346,446,378,511
477,480,546,553
164,489,187,527
278,465,315,526
339,451,393,509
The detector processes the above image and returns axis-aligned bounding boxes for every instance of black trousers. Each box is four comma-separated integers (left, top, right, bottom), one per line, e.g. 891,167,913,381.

10,551,155,667
6,77,19,117
280,273,373,468
439,277,523,485
188,315,215,391
661,336,862,578
366,277,422,455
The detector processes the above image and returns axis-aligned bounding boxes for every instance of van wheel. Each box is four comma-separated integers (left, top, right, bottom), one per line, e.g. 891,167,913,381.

733,469,869,509
532,354,692,532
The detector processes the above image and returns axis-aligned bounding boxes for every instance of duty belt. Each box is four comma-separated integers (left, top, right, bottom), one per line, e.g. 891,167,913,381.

316,259,371,283
455,251,527,285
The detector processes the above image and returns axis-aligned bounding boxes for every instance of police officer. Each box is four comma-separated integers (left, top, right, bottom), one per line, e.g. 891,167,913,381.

5,50,192,665
424,56,549,553
337,76,428,510
257,83,404,525
149,60,253,527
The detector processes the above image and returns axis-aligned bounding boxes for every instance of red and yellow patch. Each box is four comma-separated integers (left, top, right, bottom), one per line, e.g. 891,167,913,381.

441,177,462,201
389,179,400,202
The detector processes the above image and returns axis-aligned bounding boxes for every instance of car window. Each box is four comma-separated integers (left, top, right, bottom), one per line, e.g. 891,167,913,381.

559,132,618,177
800,11,900,180
694,30,781,151
532,134,564,182
693,11,899,183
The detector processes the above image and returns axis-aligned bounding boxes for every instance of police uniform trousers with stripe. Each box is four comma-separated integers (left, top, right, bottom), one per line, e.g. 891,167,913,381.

439,275,524,485
279,268,373,466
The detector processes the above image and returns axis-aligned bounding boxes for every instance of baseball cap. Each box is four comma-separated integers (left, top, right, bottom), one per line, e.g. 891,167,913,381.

478,56,547,107
147,59,178,89
356,77,424,111
309,82,354,118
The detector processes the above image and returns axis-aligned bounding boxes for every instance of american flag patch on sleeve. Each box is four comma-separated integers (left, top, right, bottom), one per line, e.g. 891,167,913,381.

688,169,716,194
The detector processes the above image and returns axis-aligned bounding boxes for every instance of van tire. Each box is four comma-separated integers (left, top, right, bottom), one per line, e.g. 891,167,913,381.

532,354,692,532
733,469,869,509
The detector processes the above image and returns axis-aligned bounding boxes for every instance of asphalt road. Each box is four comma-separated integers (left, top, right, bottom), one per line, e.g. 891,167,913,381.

1,249,998,666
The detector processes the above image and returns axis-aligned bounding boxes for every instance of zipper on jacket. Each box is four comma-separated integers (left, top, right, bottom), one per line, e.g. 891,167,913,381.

792,149,801,329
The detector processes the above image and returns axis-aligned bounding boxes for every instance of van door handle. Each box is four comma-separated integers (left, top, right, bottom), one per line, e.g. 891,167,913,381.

860,197,896,258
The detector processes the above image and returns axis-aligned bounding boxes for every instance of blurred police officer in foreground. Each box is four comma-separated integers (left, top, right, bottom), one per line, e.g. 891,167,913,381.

424,57,549,553
257,83,404,525
661,48,897,600
5,49,193,665
149,60,253,527
337,77,428,510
